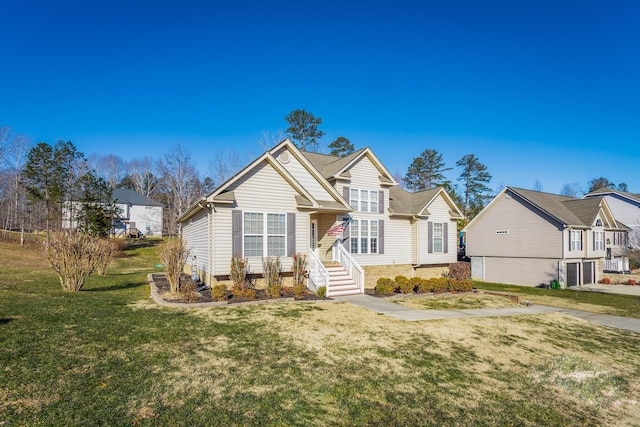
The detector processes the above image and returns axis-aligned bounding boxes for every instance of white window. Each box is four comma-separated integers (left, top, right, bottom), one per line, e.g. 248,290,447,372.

244,212,264,257
570,230,582,251
350,219,378,254
433,222,443,253
267,213,286,256
594,231,604,251
349,188,379,213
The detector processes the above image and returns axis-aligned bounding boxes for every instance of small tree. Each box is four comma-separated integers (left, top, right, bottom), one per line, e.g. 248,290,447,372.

43,231,111,291
158,239,190,293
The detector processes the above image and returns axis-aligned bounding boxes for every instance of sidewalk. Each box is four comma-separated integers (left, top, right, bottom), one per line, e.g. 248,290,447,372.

336,294,640,333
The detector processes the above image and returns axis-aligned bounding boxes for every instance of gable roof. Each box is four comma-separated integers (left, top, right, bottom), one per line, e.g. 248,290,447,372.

177,140,353,223
584,187,640,205
302,147,397,185
389,186,464,219
467,186,621,230
112,188,163,207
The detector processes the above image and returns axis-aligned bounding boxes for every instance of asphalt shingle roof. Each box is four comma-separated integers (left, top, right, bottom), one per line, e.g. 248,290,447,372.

112,188,163,207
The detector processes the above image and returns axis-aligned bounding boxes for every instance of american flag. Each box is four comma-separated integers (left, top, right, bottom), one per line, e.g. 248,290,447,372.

327,218,351,236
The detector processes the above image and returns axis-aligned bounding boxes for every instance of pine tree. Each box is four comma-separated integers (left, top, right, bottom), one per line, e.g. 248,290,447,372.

285,109,325,152
456,154,492,219
328,136,354,157
403,148,451,191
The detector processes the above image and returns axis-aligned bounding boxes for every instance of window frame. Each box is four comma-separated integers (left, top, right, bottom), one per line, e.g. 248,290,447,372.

570,230,582,251
349,219,379,254
433,222,444,253
243,211,287,257
349,188,380,213
594,231,604,251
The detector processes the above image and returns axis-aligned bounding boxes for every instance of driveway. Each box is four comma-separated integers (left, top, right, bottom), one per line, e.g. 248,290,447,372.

573,284,640,296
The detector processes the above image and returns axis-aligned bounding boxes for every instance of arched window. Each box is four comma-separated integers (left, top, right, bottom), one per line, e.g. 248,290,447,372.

595,219,602,227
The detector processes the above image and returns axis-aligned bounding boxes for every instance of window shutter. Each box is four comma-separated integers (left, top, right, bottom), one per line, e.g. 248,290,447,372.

592,231,595,251
343,186,350,205
343,218,351,252
428,221,433,254
287,213,296,257
379,220,385,254
378,191,384,214
443,222,449,253
232,210,242,257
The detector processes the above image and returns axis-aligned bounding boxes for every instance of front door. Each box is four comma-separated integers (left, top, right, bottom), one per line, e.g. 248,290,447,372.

310,220,318,251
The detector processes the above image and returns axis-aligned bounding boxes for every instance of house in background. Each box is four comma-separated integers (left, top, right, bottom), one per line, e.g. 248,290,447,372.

178,139,464,296
112,188,163,237
583,188,639,249
464,187,628,287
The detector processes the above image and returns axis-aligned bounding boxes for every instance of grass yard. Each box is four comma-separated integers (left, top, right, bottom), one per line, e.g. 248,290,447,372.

1,240,640,426
391,294,522,311
474,281,640,319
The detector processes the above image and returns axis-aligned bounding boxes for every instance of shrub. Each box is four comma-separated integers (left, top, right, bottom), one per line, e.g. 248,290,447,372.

243,289,257,300
181,280,199,303
375,278,395,295
211,284,228,302
317,286,327,298
627,279,637,286
454,280,473,293
43,231,111,291
292,253,307,287
397,280,414,294
448,262,471,281
158,238,190,293
230,256,249,290
417,279,433,293
599,278,612,285
96,239,117,275
550,280,562,290
293,284,307,298
410,277,423,288
262,256,283,298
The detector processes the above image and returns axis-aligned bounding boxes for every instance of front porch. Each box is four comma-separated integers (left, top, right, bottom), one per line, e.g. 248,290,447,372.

307,243,365,297
604,257,630,273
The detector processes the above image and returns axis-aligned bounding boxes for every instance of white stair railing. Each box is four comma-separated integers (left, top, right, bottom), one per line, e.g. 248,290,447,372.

334,243,365,294
307,247,329,294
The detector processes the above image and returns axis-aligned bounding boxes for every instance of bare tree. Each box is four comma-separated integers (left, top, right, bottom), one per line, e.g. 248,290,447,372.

560,182,584,198
88,154,126,189
532,179,543,192
208,149,242,187
258,130,286,151
124,157,159,198
3,133,32,237
158,144,202,235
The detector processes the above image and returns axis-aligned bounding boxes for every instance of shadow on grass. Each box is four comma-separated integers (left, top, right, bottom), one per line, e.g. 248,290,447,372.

0,318,14,325
86,281,148,292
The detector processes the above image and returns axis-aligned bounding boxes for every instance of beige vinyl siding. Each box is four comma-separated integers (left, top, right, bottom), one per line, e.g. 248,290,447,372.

182,210,210,274
272,146,335,202
417,195,458,265
340,155,389,212
350,216,412,266
317,214,343,263
213,160,308,274
481,257,559,287
466,194,563,258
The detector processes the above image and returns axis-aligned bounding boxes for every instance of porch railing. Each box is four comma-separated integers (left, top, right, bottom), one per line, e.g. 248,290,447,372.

604,257,629,273
307,247,329,293
334,243,365,294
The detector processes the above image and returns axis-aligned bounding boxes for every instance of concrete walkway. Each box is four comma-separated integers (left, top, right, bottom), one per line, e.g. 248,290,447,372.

336,294,640,333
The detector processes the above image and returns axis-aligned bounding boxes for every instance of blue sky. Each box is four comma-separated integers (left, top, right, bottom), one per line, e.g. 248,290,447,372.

2,0,638,194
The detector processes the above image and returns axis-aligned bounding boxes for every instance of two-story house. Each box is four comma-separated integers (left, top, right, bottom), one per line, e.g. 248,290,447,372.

178,139,464,296
464,187,628,287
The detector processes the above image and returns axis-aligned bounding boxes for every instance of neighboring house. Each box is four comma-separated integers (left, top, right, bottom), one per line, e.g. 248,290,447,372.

178,139,464,296
583,187,639,250
112,188,164,237
464,187,628,287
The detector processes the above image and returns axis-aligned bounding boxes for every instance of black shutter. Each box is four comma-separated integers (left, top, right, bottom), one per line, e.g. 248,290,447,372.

287,213,296,257
378,191,384,214
379,220,384,254
443,222,448,253
428,221,433,254
232,210,242,257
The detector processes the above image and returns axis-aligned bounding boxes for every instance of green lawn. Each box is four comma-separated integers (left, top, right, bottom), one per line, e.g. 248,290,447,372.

473,281,640,319
1,240,640,426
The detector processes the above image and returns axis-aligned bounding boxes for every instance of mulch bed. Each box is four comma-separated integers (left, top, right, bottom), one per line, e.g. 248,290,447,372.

151,273,328,305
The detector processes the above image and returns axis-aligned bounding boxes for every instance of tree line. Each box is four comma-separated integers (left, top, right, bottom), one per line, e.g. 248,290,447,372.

0,114,632,238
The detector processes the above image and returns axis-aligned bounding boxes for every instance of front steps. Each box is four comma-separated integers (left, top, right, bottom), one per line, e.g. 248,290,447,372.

326,265,362,297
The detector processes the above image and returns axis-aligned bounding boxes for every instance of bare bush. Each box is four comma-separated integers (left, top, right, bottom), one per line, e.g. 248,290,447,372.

96,239,117,275
262,256,283,298
43,231,110,291
447,262,471,281
158,239,190,293
292,253,307,287
230,256,249,290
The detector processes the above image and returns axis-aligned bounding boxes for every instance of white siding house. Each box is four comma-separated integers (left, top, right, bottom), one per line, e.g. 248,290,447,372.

178,139,464,295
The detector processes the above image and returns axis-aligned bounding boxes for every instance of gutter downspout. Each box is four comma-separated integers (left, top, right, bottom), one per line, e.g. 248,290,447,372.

207,204,213,286
559,226,567,287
